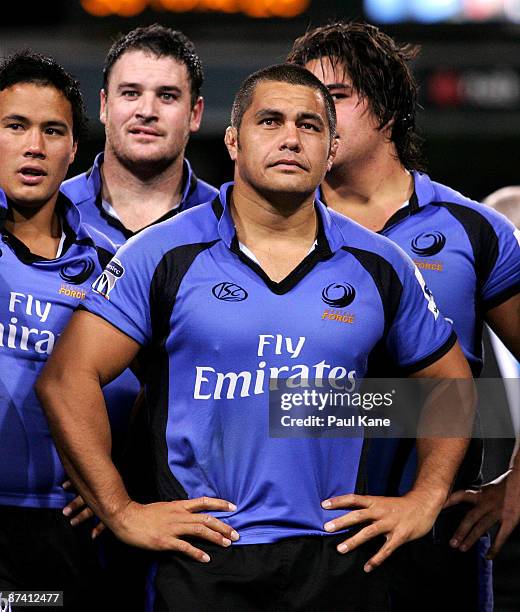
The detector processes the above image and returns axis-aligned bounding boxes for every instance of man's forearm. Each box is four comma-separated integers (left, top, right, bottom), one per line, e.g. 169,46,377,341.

36,369,131,527
413,437,469,511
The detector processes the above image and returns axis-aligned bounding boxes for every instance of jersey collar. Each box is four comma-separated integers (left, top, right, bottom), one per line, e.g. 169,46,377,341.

85,152,198,237
86,152,197,211
0,192,91,263
0,188,7,228
317,170,435,234
214,181,345,254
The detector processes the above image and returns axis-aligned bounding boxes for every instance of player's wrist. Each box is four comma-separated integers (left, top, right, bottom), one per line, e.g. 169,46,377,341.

405,485,447,516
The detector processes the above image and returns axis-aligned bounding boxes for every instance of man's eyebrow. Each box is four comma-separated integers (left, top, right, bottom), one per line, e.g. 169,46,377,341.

1,113,28,123
326,83,352,90
157,85,182,94
1,114,69,131
42,120,70,131
255,108,284,120
116,82,183,94
116,82,141,90
297,111,325,127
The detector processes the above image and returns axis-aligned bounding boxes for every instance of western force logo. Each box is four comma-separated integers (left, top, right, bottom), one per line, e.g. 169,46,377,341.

59,258,96,285
212,282,248,302
321,283,356,308
92,258,125,300
411,232,446,257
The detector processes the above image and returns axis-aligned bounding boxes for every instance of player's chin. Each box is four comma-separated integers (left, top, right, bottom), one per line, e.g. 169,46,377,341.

7,187,53,209
125,147,173,166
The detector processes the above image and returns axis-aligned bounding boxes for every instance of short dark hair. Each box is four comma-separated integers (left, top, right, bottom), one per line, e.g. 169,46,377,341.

231,63,336,142
0,50,87,142
103,24,203,107
287,21,425,171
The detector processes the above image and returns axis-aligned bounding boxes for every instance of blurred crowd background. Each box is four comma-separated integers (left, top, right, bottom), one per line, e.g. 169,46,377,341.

2,0,519,201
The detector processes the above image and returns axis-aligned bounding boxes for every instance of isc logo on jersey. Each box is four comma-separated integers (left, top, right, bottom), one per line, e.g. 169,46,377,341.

92,259,125,300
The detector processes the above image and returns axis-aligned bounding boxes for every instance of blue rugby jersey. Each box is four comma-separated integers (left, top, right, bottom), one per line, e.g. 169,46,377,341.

383,173,520,494
83,182,456,545
320,172,520,375
0,191,115,508
380,172,520,376
319,173,520,495
62,154,216,456
61,153,218,247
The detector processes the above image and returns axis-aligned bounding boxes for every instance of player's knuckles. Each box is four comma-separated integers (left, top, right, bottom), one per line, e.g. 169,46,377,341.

173,539,194,555
191,523,208,537
362,524,380,539
374,545,394,564
330,494,355,507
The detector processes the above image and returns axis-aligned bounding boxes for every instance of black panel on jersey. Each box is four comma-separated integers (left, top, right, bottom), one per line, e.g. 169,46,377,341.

343,246,403,337
437,201,500,368
94,246,114,270
146,241,219,502
438,202,500,289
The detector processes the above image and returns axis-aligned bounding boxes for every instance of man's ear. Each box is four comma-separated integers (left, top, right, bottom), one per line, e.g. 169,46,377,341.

189,96,204,134
224,126,239,161
69,140,78,166
99,89,107,125
326,134,339,172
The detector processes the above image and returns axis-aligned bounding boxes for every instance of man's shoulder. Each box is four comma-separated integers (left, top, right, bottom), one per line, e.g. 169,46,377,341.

61,169,93,205
123,200,221,258
329,207,411,268
82,223,117,258
420,173,505,227
190,176,219,204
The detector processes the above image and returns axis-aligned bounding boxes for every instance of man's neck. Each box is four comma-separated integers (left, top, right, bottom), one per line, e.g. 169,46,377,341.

230,181,318,283
101,149,185,233
321,152,414,232
5,195,62,259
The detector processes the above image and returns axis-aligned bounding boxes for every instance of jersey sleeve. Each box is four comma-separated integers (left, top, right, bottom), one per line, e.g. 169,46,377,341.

480,211,520,310
386,256,456,373
82,236,155,346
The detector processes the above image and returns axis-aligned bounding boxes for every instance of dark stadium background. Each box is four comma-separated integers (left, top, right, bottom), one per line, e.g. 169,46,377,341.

3,0,519,202
2,1,519,609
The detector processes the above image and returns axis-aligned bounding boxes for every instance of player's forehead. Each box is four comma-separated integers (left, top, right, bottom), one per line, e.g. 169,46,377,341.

247,80,327,119
0,82,73,125
107,49,189,90
305,57,351,86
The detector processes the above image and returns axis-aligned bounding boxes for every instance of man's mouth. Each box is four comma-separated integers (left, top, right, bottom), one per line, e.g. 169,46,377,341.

18,166,47,184
128,127,161,137
270,159,306,170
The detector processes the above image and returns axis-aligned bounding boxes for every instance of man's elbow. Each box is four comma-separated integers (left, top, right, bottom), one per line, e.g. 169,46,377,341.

35,362,67,417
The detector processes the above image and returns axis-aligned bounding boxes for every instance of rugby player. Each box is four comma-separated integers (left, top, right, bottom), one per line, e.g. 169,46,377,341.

37,64,473,611
61,23,217,246
0,51,114,610
288,21,520,611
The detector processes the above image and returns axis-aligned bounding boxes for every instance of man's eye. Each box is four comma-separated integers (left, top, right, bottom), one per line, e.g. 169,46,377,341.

7,123,23,131
122,91,138,98
160,93,175,101
260,118,275,126
331,93,347,101
301,122,319,131
45,128,63,136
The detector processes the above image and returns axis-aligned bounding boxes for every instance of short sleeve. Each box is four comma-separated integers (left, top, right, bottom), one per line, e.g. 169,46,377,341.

386,258,456,373
481,214,520,310
83,236,155,346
